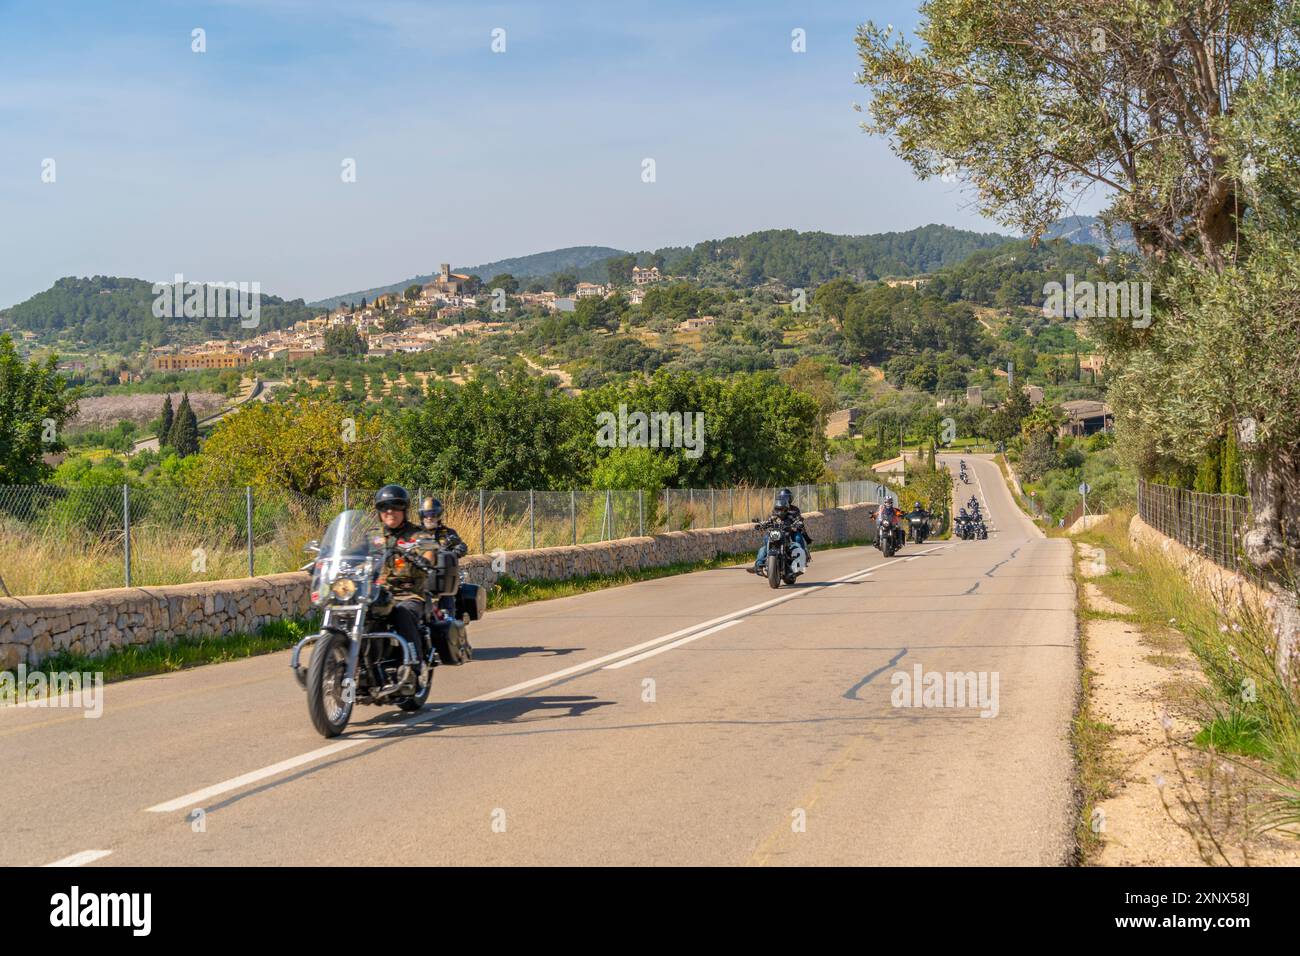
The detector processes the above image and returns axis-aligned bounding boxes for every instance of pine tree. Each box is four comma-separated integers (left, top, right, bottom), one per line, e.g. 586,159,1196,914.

159,394,175,444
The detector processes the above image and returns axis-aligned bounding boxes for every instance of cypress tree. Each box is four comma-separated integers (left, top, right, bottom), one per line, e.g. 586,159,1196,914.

1220,429,1248,496
159,394,175,444
169,392,200,457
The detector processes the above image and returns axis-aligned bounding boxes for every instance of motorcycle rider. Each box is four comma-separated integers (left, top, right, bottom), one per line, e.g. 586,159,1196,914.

418,496,469,614
419,496,469,557
754,488,812,572
907,499,931,542
373,485,433,685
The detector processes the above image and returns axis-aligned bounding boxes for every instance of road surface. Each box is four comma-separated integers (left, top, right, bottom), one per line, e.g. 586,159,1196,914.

4,455,1078,866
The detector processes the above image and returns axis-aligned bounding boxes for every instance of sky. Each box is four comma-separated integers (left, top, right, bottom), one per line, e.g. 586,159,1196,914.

0,0,1053,309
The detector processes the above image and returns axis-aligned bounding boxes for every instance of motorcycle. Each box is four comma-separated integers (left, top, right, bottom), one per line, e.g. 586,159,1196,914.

753,517,808,589
907,510,931,543
875,506,906,557
290,509,486,738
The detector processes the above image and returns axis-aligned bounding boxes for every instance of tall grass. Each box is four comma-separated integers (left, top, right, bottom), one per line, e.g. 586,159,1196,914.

1,485,807,597
1080,508,1300,833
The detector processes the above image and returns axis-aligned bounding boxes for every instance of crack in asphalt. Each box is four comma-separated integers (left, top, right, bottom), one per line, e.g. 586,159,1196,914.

842,647,908,701
984,546,1022,578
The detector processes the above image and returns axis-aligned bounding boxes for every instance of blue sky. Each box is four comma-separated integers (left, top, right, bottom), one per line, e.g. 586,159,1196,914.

1,0,1031,308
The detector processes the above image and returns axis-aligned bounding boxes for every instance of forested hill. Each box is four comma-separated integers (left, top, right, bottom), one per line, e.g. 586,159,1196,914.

661,224,1010,287
0,276,316,351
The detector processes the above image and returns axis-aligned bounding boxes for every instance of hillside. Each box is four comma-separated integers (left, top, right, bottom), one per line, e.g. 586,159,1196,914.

309,246,628,309
664,224,1010,287
0,276,316,352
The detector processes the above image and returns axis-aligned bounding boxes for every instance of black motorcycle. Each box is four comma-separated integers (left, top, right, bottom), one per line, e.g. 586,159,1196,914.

907,509,931,543
875,506,906,557
290,509,486,738
753,516,808,589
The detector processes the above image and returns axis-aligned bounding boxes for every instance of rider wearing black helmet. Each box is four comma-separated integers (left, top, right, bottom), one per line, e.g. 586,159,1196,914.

753,488,813,572
373,485,431,675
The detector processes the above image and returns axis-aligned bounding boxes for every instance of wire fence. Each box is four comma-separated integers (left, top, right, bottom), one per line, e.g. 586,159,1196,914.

1136,479,1252,572
0,480,890,597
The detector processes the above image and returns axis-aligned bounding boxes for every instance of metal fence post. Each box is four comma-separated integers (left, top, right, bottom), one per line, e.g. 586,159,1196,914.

638,489,644,536
711,488,717,528
571,489,577,545
122,483,131,588
605,489,612,540
479,489,486,554
246,486,255,577
529,490,536,549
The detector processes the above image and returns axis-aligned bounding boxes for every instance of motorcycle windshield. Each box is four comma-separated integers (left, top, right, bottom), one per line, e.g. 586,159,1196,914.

311,510,383,605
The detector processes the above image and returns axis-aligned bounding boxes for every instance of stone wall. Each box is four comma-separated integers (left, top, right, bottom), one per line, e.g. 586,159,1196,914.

1,504,877,669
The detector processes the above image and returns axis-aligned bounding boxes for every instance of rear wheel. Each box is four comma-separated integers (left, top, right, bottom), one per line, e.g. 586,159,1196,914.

306,632,353,738
766,554,782,589
397,668,432,712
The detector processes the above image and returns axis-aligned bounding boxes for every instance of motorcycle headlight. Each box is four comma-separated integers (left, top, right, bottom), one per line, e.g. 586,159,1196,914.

769,530,781,541
330,578,358,600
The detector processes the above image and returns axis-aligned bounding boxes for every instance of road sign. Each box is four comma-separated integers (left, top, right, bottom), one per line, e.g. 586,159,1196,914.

1078,482,1091,496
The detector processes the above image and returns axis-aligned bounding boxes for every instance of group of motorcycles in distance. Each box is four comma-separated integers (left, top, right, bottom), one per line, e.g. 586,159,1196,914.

954,460,989,540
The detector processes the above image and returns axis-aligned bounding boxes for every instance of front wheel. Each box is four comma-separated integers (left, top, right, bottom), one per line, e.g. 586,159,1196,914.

767,554,782,589
881,533,894,558
306,631,354,738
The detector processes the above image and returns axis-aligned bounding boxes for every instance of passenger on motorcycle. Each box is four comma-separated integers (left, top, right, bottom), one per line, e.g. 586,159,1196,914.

418,496,469,615
754,488,812,572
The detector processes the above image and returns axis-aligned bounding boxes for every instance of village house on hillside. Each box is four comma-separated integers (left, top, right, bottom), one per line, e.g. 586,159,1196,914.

632,265,663,286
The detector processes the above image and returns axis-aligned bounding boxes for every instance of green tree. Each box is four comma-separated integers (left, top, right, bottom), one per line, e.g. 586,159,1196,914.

195,400,390,495
159,394,175,444
0,333,80,483
855,0,1300,571
167,392,200,457
324,324,368,357
487,273,519,295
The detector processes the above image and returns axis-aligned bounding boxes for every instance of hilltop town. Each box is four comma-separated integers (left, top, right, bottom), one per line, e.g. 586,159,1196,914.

147,263,669,372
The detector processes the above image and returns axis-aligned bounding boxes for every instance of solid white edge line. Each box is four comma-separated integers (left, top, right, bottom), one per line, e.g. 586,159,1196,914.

604,619,744,670
44,849,112,867
146,547,936,814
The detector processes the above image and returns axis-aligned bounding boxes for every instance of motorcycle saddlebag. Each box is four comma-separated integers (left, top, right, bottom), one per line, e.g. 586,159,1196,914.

427,549,460,597
432,617,473,665
456,583,486,622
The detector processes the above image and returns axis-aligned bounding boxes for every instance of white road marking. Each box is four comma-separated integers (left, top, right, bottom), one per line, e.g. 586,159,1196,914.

604,619,743,669
44,849,112,867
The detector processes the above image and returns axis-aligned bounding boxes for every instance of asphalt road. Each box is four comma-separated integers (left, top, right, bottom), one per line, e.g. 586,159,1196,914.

4,455,1078,866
